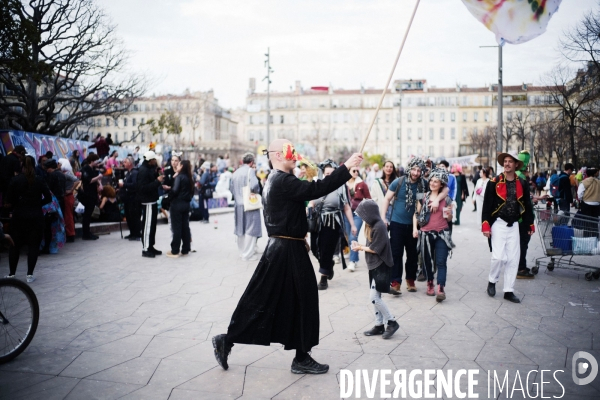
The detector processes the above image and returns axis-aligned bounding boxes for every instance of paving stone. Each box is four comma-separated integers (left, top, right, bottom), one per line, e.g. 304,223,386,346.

177,364,245,396
11,376,80,400
88,357,162,385
86,334,154,357
60,351,136,378
243,366,304,398
64,379,142,400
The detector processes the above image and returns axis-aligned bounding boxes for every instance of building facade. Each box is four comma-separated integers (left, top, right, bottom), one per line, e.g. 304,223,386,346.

237,79,559,168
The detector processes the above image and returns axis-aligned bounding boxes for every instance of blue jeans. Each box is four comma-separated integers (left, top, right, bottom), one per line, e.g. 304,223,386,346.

389,221,418,284
344,213,363,262
421,233,449,286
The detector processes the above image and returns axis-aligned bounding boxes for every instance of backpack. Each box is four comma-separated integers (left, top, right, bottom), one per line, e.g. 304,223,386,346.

549,174,560,197
536,176,546,187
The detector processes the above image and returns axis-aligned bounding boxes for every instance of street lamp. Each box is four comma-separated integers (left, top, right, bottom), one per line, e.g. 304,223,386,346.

263,48,274,145
480,45,503,157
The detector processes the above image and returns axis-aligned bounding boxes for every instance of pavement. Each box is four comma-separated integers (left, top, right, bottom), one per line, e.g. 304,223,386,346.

0,199,599,399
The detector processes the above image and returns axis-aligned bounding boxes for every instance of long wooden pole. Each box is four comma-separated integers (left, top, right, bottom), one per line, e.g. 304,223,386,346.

360,0,421,153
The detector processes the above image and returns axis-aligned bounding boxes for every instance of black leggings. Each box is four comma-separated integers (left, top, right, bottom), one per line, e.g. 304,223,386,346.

170,201,191,254
318,222,340,276
9,216,44,275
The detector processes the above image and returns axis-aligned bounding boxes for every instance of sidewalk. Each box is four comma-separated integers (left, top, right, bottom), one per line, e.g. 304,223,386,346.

0,201,598,399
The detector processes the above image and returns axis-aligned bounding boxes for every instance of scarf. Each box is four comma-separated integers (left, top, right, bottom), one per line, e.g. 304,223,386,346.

405,177,426,211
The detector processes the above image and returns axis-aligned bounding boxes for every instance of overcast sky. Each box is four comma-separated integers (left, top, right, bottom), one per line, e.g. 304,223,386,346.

98,0,597,109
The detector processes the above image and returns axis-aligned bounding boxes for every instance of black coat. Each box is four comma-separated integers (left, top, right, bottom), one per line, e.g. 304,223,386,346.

122,167,139,203
8,174,52,219
136,161,161,203
226,164,352,351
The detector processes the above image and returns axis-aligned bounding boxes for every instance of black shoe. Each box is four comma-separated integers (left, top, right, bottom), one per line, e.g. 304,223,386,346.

128,236,141,241
504,292,521,303
364,325,385,336
517,269,535,279
124,234,131,239
382,320,399,339
212,334,232,371
328,269,334,280
416,271,426,282
66,236,75,243
317,275,328,290
142,250,155,258
291,355,329,374
149,248,162,255
82,235,99,240
487,282,496,297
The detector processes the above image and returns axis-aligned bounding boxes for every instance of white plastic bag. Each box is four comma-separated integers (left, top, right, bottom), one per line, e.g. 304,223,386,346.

75,203,85,214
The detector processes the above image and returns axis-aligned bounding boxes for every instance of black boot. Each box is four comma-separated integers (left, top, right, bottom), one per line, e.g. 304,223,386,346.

487,282,496,297
317,275,328,290
364,325,385,336
382,320,399,339
504,292,521,303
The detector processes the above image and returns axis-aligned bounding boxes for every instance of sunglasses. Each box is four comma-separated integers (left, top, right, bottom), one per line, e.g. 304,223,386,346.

351,169,359,173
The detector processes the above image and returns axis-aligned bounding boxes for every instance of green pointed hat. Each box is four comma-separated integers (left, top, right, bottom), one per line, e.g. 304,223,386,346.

518,150,530,171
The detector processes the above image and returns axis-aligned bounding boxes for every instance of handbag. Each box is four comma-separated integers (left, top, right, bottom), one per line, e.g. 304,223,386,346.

307,198,325,234
243,168,262,211
92,206,101,219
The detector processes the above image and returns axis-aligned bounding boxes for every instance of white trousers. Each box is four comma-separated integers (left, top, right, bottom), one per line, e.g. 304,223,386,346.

237,234,258,260
489,219,520,293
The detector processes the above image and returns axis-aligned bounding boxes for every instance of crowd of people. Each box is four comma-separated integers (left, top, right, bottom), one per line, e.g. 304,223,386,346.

1,136,598,376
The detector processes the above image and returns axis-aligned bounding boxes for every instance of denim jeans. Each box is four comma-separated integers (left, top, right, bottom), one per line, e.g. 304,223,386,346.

344,213,363,263
389,221,418,284
421,233,449,286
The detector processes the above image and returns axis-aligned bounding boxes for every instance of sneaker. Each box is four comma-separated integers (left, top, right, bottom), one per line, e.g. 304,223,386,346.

317,275,328,290
389,282,401,296
348,262,356,272
333,255,340,264
124,234,132,239
364,325,385,336
436,285,446,302
212,334,232,370
149,248,162,255
406,279,417,292
4,275,15,278
517,270,535,279
142,250,155,258
487,282,496,297
291,355,329,374
426,280,435,296
166,251,180,258
128,236,141,241
382,320,399,339
417,270,426,282
26,275,35,283
503,292,521,303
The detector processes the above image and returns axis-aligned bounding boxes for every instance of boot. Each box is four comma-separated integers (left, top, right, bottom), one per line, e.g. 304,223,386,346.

503,292,521,303
406,279,417,292
436,285,446,302
426,280,435,296
382,320,399,339
389,281,401,296
364,325,385,336
317,275,328,290
487,282,496,297
417,270,426,282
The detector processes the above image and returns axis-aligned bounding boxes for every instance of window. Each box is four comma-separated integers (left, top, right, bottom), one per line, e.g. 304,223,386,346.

417,113,422,122
462,128,467,140
141,133,145,142
484,112,489,122
385,113,390,123
461,96,468,106
301,114,308,123
385,128,390,140
484,96,490,106
280,115,284,124
462,112,467,122
114,133,118,142
450,112,456,122
106,118,110,126
450,146,455,157
407,128,412,140
333,114,338,123
417,128,423,139
407,146,412,157
440,112,445,122
124,132,128,141
507,112,513,121
440,128,445,140
429,146,434,156
396,113,400,122
429,112,434,122
473,112,478,122
141,118,145,124
439,146,445,157
132,118,137,126
397,128,401,139
132,131,136,142
124,118,128,127
407,113,412,122
321,115,328,123
311,114,317,122
249,131,255,141
473,127,478,135
451,128,456,139
343,113,349,123
429,128,434,140
249,116,254,124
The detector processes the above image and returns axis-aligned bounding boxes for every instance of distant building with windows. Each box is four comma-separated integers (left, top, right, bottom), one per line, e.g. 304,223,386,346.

236,79,559,168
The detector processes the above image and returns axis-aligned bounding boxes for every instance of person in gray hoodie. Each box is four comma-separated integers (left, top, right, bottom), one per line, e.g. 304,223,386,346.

352,199,399,339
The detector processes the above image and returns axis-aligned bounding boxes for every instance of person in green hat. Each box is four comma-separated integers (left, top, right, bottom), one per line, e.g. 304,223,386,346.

515,150,536,279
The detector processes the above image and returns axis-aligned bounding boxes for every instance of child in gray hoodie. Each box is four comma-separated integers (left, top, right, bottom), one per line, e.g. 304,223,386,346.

352,199,399,339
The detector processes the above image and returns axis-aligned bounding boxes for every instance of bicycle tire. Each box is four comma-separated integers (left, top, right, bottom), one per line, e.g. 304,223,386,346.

0,278,40,364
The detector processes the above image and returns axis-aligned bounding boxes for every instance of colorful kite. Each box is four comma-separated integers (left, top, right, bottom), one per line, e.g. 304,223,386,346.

461,0,562,45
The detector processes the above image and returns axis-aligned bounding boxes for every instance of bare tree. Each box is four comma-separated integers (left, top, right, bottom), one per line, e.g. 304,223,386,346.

0,0,146,137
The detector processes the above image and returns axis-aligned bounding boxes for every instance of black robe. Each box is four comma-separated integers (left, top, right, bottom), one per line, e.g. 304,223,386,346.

226,164,352,351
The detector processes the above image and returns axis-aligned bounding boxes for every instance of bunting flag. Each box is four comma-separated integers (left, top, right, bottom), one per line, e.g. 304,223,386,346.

461,0,562,45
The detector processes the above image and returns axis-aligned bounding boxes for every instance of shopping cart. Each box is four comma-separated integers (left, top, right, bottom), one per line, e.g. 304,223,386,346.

535,209,600,281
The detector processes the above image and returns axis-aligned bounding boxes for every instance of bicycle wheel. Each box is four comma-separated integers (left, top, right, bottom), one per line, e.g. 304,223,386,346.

0,278,40,364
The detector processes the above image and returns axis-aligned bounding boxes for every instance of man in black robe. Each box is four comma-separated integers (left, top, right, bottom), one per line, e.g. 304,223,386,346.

213,138,363,374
